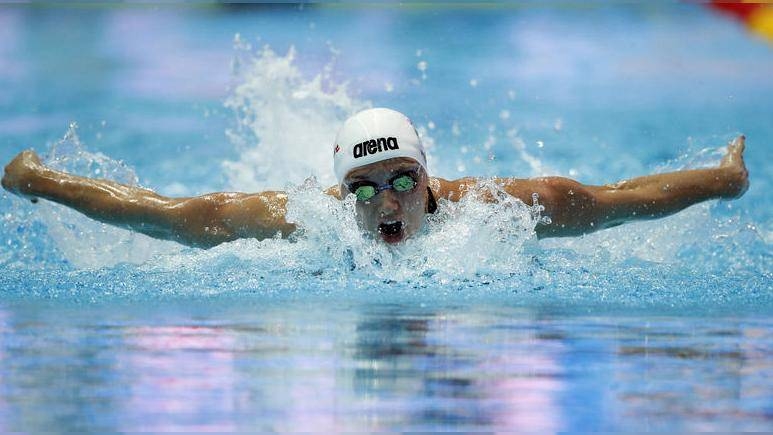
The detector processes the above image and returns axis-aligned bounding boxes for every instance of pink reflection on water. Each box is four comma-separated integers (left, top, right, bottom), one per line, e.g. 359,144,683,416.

432,314,566,431
483,351,564,431
119,325,237,431
277,355,344,432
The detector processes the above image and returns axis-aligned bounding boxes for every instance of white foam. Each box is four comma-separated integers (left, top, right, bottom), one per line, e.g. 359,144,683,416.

144,177,544,286
222,41,369,192
34,124,181,269
6,42,761,293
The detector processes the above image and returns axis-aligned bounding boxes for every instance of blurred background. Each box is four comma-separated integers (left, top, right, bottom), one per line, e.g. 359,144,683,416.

0,4,771,432
1,3,771,196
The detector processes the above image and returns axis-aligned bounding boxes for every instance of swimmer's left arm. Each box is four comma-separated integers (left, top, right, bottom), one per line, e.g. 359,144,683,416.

439,136,749,238
503,136,749,238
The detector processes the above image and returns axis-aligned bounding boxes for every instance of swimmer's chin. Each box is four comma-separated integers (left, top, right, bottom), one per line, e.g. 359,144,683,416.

380,231,406,244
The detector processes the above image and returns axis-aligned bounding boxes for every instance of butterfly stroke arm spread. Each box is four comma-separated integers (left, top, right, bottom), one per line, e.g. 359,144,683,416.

432,136,749,238
2,136,749,247
1,151,296,248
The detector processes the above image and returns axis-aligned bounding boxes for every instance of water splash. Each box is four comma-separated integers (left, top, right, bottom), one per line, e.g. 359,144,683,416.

0,41,768,310
222,38,369,191
142,177,544,289
539,139,761,268
3,124,180,270
46,122,139,185
298,179,543,282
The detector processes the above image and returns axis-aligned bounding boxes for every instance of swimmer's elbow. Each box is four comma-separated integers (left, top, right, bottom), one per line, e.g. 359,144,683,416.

165,193,296,248
158,195,239,248
533,179,605,237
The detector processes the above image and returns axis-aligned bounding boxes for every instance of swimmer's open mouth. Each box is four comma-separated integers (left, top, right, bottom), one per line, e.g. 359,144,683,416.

378,220,404,243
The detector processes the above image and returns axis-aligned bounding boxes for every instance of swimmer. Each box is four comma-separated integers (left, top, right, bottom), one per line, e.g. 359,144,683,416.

2,108,749,248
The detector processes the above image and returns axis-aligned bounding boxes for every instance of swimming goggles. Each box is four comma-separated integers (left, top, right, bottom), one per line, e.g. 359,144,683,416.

347,171,419,202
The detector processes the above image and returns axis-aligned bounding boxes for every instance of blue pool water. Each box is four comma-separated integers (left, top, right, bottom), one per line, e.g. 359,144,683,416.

1,3,772,431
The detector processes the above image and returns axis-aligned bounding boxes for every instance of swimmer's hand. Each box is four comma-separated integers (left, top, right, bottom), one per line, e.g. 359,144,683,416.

2,150,45,203
718,135,749,199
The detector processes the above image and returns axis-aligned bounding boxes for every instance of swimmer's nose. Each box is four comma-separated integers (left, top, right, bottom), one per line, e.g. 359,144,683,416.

378,189,401,215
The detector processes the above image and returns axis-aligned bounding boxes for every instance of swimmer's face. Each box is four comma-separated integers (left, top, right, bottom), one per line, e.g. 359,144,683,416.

342,158,429,244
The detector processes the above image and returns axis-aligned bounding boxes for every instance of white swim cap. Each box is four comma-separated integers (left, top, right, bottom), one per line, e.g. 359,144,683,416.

333,108,427,183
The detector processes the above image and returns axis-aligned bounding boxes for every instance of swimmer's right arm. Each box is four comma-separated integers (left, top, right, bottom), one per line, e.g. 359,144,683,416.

2,150,296,248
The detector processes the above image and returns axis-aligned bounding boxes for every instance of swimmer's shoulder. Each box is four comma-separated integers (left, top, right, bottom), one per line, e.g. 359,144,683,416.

430,176,477,202
324,185,342,199
430,176,533,202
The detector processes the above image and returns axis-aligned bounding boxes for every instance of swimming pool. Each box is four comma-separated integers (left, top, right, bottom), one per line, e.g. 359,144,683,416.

1,3,771,431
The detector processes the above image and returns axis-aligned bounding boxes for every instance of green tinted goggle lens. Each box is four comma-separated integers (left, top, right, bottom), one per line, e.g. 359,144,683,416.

352,174,417,201
392,174,415,192
355,185,377,201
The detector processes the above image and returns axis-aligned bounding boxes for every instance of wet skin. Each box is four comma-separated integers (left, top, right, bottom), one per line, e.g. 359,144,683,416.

2,136,750,248
341,158,429,244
